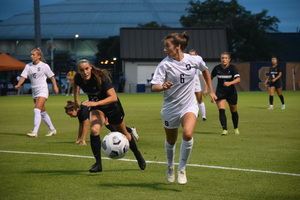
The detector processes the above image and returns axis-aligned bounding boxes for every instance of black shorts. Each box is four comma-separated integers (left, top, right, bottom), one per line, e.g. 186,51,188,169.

216,90,238,105
268,80,282,88
91,102,125,125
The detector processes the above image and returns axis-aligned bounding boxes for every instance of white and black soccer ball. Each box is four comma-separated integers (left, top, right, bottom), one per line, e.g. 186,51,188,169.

101,132,129,159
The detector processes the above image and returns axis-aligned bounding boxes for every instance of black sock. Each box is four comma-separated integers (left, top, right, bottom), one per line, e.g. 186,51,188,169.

106,124,132,134
219,109,227,130
269,95,274,105
105,124,115,132
129,137,138,153
279,95,285,104
231,111,239,129
126,126,132,133
90,135,101,163
129,137,146,170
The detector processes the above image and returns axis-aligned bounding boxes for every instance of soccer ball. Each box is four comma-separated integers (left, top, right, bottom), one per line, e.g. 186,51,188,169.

101,132,129,159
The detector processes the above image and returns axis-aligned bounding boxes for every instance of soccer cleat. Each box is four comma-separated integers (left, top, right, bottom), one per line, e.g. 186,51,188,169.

234,128,240,135
268,105,274,110
202,118,207,121
166,165,175,183
130,127,139,141
27,132,38,138
178,169,187,184
89,162,102,173
45,129,57,136
135,151,146,170
221,130,228,136
281,104,286,110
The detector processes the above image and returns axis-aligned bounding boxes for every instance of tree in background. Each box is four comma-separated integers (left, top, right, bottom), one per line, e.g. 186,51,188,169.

180,0,281,61
137,21,169,28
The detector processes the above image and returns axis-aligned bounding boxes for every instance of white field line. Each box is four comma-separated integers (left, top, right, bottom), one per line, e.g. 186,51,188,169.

1,150,299,177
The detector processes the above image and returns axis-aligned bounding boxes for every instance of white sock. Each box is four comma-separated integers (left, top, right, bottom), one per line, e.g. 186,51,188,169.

178,138,194,171
165,141,176,167
41,111,55,130
199,102,206,118
33,108,41,134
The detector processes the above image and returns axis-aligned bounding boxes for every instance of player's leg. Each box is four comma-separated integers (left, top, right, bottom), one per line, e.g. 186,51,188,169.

198,91,206,121
40,102,56,136
228,92,239,134
268,86,275,109
177,112,197,184
112,119,146,170
276,87,285,109
229,103,239,134
89,110,105,172
27,97,47,137
165,127,178,183
105,117,139,141
217,99,228,135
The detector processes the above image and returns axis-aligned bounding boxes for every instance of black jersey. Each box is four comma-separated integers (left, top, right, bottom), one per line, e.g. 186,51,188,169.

211,64,240,94
74,73,113,101
268,65,282,80
77,104,90,123
267,65,283,88
74,73,124,118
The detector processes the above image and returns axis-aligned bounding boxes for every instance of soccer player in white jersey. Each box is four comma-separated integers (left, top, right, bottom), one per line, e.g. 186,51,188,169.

151,32,217,184
15,48,59,137
189,49,208,121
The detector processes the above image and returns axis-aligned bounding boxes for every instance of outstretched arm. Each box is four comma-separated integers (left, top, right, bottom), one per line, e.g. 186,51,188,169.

15,77,26,89
202,69,217,103
50,76,59,94
73,82,80,108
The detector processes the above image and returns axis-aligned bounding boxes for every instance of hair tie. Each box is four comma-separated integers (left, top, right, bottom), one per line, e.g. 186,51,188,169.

76,58,90,65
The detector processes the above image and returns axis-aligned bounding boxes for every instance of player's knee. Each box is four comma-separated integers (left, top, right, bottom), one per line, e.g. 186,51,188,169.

90,125,100,136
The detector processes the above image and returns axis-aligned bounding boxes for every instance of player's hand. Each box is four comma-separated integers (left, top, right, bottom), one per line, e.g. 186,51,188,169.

223,82,231,87
210,92,217,103
162,81,173,90
82,101,97,107
203,88,208,97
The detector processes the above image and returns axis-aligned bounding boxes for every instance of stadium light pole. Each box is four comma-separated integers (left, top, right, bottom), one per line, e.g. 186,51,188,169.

74,34,79,58
34,0,41,48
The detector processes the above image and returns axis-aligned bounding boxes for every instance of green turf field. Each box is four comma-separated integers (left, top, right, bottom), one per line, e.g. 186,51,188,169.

0,91,299,200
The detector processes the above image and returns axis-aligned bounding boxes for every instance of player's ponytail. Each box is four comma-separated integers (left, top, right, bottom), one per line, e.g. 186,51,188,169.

164,31,189,51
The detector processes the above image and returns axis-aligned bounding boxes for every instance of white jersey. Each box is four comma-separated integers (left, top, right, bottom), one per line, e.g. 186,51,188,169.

151,53,208,127
21,61,54,89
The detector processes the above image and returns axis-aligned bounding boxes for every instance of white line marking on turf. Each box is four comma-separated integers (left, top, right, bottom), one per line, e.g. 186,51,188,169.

1,150,299,177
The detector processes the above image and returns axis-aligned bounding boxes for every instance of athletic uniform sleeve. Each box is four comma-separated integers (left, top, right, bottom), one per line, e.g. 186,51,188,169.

101,76,114,92
211,66,217,78
151,59,167,85
43,63,55,78
232,65,240,79
190,55,208,72
20,64,30,78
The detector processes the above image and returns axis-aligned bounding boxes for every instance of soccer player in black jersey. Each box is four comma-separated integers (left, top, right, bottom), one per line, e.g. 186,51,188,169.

264,56,285,110
73,58,146,172
64,101,89,145
211,52,241,136
64,101,139,146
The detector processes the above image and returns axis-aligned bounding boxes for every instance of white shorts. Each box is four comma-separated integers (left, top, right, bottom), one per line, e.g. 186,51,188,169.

32,86,49,99
194,75,202,92
161,104,199,129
